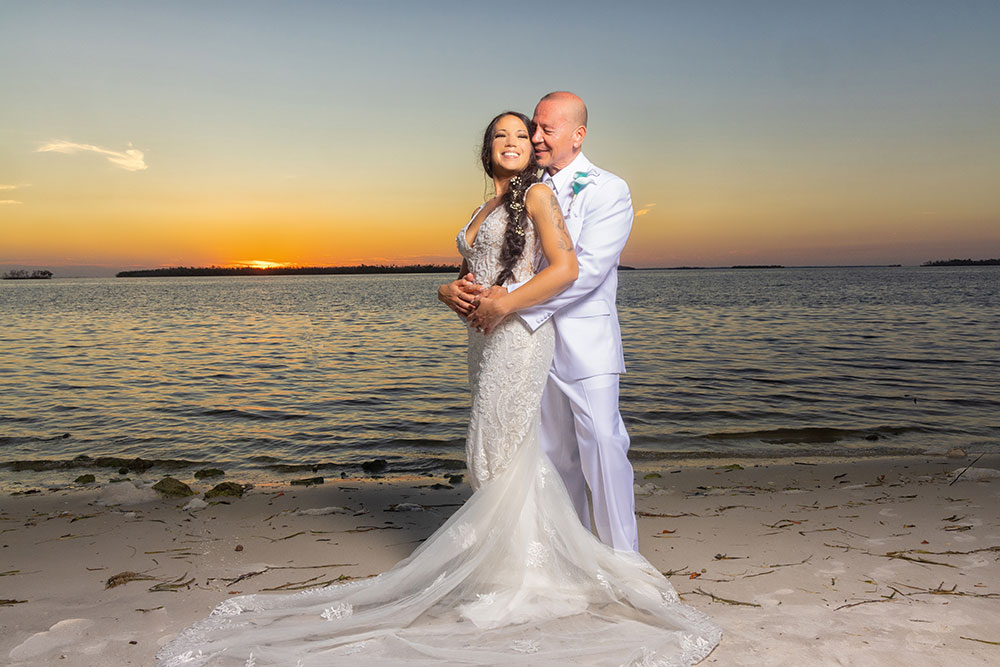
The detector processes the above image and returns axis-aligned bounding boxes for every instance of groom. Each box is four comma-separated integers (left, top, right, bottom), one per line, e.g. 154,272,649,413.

439,91,638,552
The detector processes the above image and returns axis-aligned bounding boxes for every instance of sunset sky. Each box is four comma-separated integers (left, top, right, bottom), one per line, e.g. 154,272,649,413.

2,1,998,274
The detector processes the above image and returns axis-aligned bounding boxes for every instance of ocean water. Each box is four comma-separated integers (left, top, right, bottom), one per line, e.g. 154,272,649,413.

1,267,998,490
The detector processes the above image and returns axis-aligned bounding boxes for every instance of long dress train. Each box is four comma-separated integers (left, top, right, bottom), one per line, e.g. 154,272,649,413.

156,202,721,666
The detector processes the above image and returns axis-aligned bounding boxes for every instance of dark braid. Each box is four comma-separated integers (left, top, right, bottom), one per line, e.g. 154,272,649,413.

479,111,540,287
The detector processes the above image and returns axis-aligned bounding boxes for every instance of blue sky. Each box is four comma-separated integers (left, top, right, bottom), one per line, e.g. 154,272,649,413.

2,1,998,271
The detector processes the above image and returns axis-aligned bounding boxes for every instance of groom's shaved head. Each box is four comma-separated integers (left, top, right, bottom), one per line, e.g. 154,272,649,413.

532,91,589,174
539,91,588,128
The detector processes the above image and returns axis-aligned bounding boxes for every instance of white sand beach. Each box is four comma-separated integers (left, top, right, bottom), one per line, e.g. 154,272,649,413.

2,455,998,666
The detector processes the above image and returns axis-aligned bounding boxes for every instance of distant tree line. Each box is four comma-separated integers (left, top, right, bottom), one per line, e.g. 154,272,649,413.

2,269,52,280
116,264,461,277
921,258,1000,266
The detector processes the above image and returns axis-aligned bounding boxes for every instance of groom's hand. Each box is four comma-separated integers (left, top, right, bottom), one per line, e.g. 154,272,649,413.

437,273,483,318
467,286,509,334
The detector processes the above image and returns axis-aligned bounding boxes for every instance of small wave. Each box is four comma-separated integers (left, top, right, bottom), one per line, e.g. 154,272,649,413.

884,356,970,365
262,455,466,475
0,415,40,424
203,407,317,421
629,443,924,461
0,454,206,473
156,405,318,421
703,425,923,445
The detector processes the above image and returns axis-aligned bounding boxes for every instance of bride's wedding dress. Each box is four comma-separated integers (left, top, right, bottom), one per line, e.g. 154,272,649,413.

157,202,721,666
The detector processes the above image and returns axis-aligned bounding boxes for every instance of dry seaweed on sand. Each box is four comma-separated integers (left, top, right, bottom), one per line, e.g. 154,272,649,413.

255,529,339,542
106,571,158,588
261,573,358,592
149,573,196,592
213,563,359,588
1,598,28,606
344,525,404,533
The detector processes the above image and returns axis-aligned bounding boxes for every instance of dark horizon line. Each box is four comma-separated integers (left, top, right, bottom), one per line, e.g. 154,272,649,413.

6,259,999,279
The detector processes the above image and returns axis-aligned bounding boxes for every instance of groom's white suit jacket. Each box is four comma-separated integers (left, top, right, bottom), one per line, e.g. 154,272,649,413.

517,153,633,381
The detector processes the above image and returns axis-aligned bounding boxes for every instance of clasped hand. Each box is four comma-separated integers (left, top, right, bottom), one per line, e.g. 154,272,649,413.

437,273,510,334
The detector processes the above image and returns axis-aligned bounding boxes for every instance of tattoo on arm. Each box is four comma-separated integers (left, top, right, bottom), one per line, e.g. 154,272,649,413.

544,190,574,252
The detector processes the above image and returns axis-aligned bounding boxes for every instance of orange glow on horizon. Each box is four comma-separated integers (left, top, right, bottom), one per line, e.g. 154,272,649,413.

228,260,294,269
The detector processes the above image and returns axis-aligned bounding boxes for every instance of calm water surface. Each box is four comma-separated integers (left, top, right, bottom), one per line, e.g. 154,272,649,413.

2,267,998,490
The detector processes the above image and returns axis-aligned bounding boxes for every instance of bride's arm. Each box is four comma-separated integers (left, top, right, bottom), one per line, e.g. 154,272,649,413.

468,185,577,333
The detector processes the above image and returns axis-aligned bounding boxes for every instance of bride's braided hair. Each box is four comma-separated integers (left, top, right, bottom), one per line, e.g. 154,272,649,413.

480,111,540,287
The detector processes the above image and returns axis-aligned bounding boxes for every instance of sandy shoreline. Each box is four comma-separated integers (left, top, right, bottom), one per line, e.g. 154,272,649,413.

2,455,998,666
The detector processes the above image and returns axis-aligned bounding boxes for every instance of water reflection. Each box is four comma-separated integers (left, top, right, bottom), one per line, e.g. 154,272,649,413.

1,267,998,488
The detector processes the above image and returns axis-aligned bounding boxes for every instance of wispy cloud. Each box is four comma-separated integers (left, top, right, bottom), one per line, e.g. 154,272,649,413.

36,140,147,171
0,200,23,205
0,184,30,191
635,203,656,216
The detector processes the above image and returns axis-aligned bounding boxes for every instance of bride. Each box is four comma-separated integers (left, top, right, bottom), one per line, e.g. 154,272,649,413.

157,111,721,666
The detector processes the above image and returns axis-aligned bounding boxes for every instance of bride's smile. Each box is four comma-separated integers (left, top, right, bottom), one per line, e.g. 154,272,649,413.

490,114,532,177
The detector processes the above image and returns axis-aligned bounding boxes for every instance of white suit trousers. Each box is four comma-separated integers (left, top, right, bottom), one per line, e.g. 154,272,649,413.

539,372,638,552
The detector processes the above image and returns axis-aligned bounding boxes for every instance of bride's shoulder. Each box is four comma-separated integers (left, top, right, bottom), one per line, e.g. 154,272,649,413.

524,181,555,208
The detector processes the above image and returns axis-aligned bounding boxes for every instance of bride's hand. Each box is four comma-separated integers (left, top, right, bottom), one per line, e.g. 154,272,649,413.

467,286,509,334
438,273,483,318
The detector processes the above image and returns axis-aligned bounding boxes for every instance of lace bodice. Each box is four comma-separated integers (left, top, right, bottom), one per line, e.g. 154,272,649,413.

457,198,539,287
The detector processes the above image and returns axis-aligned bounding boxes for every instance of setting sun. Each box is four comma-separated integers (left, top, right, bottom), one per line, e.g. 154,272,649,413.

229,260,293,270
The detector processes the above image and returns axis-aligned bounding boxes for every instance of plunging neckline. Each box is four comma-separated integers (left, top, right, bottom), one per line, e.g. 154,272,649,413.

464,203,502,249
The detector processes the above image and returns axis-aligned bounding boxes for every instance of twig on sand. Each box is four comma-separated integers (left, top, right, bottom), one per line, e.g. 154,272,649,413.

344,525,403,534
896,546,1000,556
836,582,1000,611
0,599,28,606
883,552,957,568
949,453,985,486
742,569,776,579
686,587,761,607
960,636,1000,646
835,589,899,611
824,543,956,568
766,555,812,568
892,581,1000,600
260,574,325,590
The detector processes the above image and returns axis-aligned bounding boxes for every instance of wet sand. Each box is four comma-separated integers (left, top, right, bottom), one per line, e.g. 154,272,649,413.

2,455,998,666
